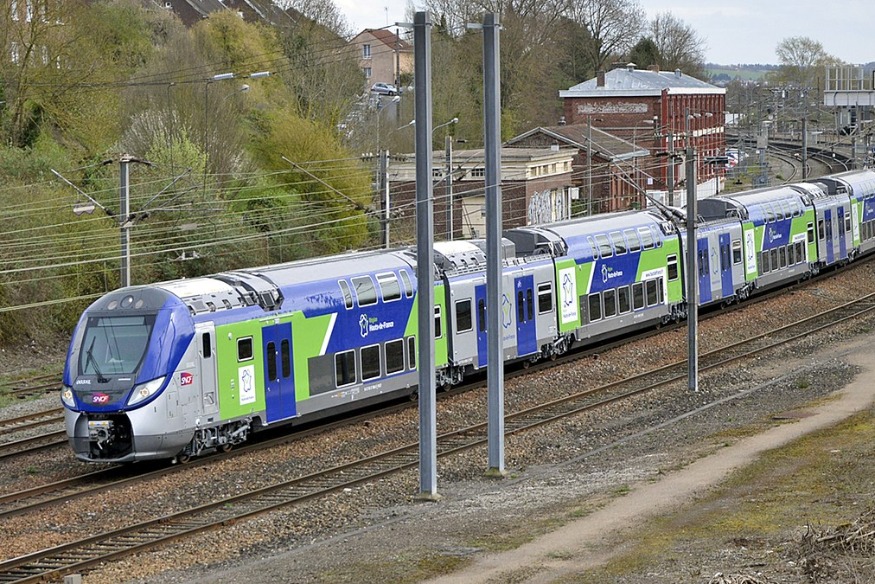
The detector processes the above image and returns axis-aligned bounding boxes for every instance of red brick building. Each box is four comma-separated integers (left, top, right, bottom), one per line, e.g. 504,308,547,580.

560,64,726,204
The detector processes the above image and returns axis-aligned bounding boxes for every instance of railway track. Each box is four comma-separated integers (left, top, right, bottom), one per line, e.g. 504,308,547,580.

2,290,873,584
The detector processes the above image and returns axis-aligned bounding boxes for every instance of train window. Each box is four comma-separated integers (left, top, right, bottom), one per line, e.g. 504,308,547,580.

456,299,472,332
586,236,598,260
645,280,659,306
407,337,416,370
658,278,665,304
478,299,487,332
796,242,805,262
651,226,662,247
764,204,776,223
237,337,253,362
610,231,626,255
779,247,787,268
517,291,525,322
281,340,291,378
385,339,404,375
618,286,630,313
638,227,655,249
202,333,212,359
788,244,796,265
817,219,825,240
761,251,770,273
845,214,852,233
338,280,353,309
624,229,641,252
603,290,616,318
538,283,553,314
595,234,613,258
588,294,602,322
352,276,377,306
770,249,779,269
526,288,534,320
720,245,730,273
335,350,356,387
732,240,743,265
434,306,443,338
361,345,381,381
807,222,815,244
400,270,414,298
697,250,707,278
376,273,401,302
266,342,277,381
667,254,679,280
632,283,645,310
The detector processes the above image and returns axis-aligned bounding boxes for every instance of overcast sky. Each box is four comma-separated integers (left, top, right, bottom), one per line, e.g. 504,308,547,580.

334,0,871,66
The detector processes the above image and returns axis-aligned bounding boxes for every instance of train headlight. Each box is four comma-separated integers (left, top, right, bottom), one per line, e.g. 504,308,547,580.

61,386,76,408
127,377,166,407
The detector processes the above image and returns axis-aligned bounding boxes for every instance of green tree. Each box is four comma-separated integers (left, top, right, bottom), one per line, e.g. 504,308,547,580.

629,37,660,70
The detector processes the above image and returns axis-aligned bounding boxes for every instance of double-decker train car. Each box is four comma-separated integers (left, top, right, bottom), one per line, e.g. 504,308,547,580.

61,169,875,464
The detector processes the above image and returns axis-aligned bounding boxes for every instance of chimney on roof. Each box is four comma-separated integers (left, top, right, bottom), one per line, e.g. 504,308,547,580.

558,116,566,126
626,62,635,72
649,65,660,73
596,70,605,87
674,68,682,78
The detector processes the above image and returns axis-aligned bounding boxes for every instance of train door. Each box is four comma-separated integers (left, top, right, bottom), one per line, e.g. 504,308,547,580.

263,322,296,423
195,323,219,419
837,205,848,259
475,284,487,368
514,274,537,357
719,233,733,299
697,237,712,304
822,209,835,265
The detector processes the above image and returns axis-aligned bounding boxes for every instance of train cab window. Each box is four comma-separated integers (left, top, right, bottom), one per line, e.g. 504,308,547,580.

638,227,655,249
645,280,659,306
618,286,631,313
632,283,645,310
434,306,443,338
352,276,377,306
732,240,743,265
610,231,626,255
400,270,414,298
478,299,487,332
335,350,356,387
588,294,602,322
538,283,553,314
667,254,679,280
385,339,404,375
526,288,534,320
456,299,472,332
338,280,354,309
376,272,401,302
407,337,416,370
266,342,277,380
595,234,613,258
603,290,617,318
807,222,815,244
237,337,253,361
624,229,641,253
202,333,212,359
281,340,291,378
361,345,381,381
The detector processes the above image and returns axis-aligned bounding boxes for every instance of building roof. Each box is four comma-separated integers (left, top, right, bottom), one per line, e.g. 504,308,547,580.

506,123,649,162
559,64,725,98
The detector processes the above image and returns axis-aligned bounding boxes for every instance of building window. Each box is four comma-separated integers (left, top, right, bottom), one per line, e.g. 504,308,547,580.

363,67,372,79
470,167,485,178
362,44,371,59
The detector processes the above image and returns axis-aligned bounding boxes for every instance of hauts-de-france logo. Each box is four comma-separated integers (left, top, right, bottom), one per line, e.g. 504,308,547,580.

360,314,396,338
601,264,623,284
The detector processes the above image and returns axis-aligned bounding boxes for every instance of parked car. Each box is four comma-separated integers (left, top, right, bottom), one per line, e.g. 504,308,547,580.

370,82,399,96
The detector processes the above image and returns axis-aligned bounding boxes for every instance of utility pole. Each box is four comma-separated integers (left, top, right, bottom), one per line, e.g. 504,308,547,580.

445,135,453,240
119,155,132,288
482,12,505,477
586,115,593,215
684,109,698,393
802,117,808,180
412,11,439,500
667,131,675,206
379,149,390,248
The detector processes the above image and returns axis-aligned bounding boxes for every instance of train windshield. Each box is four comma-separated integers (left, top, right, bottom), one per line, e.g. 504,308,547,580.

78,315,155,378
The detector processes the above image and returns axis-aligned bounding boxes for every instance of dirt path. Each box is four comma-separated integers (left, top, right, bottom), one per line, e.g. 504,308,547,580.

424,339,875,584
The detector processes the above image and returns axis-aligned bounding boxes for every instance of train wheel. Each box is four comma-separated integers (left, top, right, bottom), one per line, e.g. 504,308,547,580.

175,453,191,464
217,443,233,453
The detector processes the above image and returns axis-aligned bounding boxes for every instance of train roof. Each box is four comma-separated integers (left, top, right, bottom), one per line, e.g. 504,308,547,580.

699,185,812,221
816,169,875,198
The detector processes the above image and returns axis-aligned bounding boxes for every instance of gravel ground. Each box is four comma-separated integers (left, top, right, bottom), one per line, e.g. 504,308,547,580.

1,262,874,583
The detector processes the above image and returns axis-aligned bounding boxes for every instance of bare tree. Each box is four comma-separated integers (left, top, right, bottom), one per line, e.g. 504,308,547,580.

649,12,706,78
773,36,839,88
564,0,645,73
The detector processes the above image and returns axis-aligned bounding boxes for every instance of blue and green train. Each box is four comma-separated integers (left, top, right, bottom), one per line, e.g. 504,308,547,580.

61,169,875,463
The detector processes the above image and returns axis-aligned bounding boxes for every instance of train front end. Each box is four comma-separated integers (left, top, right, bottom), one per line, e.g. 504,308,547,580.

61,287,194,463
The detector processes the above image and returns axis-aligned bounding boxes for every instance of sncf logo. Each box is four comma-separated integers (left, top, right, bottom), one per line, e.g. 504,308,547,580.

91,393,110,404
180,372,194,386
